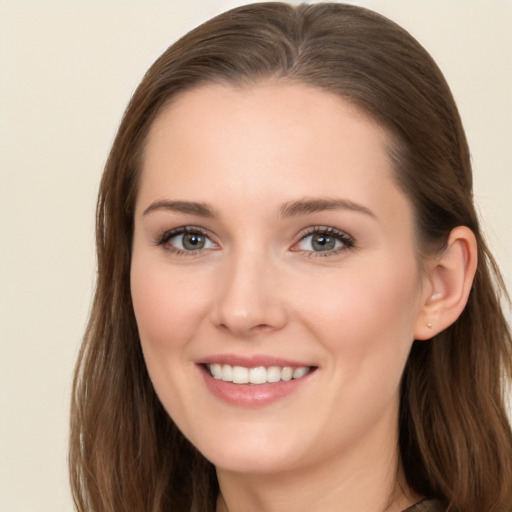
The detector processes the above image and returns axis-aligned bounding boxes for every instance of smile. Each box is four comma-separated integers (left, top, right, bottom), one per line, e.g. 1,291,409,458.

207,363,312,384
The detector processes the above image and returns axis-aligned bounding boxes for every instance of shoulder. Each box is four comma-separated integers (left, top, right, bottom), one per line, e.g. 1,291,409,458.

402,499,446,512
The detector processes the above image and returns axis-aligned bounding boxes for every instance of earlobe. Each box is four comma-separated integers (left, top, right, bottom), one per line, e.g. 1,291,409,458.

414,226,478,340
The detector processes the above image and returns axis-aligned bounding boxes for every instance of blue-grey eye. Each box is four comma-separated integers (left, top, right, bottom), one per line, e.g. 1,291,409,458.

297,232,344,252
169,231,215,251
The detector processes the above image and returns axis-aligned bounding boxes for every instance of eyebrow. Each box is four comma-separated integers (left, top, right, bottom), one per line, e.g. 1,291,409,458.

279,197,376,219
142,197,376,220
142,200,218,218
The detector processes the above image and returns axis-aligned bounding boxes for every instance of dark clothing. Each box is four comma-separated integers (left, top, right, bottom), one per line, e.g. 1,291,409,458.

403,499,445,512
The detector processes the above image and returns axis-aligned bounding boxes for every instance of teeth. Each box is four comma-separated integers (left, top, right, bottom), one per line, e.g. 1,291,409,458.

249,366,267,384
208,364,311,384
281,367,293,381
232,366,249,384
221,364,232,382
211,363,223,379
293,367,309,379
267,366,281,383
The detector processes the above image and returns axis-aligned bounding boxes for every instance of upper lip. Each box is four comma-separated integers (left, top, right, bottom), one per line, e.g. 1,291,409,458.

198,354,315,368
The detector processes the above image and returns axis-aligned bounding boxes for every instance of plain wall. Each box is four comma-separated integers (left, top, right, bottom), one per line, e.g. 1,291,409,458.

1,1,510,510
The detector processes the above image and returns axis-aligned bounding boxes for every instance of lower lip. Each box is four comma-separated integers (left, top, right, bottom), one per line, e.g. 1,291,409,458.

200,366,314,408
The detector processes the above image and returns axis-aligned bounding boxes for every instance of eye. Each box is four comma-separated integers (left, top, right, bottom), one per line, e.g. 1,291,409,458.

293,227,354,255
157,227,218,253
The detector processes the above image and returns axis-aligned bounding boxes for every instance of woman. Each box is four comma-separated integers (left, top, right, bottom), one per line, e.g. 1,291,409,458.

69,3,512,511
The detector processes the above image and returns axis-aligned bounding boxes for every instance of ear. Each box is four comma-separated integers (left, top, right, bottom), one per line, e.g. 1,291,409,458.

414,226,478,340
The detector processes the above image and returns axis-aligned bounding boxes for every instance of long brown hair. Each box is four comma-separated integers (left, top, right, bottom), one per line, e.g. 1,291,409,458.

70,3,512,511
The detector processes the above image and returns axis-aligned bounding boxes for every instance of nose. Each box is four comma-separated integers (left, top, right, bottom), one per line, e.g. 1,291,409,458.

210,249,288,338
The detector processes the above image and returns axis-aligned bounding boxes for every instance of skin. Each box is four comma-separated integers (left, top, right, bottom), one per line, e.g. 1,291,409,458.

130,82,434,512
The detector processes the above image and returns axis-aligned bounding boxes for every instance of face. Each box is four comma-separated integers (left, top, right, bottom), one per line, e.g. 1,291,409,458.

131,82,429,476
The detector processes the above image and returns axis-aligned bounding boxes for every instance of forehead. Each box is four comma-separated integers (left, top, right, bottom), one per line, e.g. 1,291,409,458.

138,82,412,229
146,81,389,154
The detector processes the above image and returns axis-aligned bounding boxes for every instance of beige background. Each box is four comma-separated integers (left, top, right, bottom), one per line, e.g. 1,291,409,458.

1,1,511,511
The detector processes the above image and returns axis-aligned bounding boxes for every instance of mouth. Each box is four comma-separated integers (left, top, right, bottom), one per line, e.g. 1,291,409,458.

198,356,317,407
205,363,314,384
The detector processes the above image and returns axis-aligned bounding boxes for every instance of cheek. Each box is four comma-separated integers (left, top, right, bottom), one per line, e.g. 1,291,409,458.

130,260,208,347
295,253,421,377
299,257,421,433
130,259,211,431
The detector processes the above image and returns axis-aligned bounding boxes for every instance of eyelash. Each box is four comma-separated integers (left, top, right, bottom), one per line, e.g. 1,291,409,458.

293,226,355,257
155,226,217,256
154,225,355,257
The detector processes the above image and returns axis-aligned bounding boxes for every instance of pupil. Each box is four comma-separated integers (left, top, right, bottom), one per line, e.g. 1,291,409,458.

183,233,205,250
312,233,335,251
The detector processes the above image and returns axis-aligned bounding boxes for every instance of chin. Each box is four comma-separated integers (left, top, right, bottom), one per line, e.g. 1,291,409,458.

207,448,299,475
189,424,305,475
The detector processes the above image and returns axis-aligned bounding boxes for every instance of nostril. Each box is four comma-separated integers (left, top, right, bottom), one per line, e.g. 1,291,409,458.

252,323,273,332
217,322,273,336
